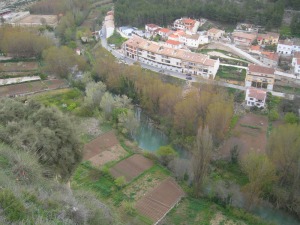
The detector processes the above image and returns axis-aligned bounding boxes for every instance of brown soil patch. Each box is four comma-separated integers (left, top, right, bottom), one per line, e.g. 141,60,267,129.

123,169,168,201
84,131,119,160
0,79,68,97
88,144,127,167
136,177,185,223
0,62,38,72
110,154,153,182
220,113,268,159
16,15,58,25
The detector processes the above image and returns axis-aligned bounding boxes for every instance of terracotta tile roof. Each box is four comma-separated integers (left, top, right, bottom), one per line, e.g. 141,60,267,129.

159,28,172,34
169,34,179,39
261,52,279,61
248,88,266,101
248,64,275,74
166,39,181,45
250,45,260,51
182,18,195,25
124,36,217,67
257,32,279,40
297,59,300,65
294,52,300,58
208,28,223,35
233,32,257,40
146,24,159,28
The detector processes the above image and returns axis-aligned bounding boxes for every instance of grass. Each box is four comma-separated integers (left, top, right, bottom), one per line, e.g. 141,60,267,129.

32,88,83,112
212,160,249,186
240,123,261,130
107,31,127,48
216,66,246,82
279,25,292,37
273,84,300,95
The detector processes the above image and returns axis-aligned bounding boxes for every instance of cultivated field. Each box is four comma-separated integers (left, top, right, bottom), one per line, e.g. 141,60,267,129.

0,79,68,97
220,113,268,159
15,14,58,26
110,154,154,182
0,62,38,72
136,177,185,223
84,131,128,167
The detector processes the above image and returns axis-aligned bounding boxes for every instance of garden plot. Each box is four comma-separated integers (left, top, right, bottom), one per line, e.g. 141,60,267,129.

136,177,185,224
0,79,68,97
109,154,153,182
84,131,128,167
0,62,38,72
220,113,268,159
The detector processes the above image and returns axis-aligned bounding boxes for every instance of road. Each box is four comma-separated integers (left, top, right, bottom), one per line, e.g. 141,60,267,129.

98,28,292,99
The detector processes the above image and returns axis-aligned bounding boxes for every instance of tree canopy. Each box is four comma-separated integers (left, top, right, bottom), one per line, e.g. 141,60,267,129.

0,98,83,181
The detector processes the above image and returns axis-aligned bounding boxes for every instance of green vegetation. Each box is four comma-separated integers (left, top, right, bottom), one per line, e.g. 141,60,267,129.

107,31,127,48
114,0,285,29
33,88,83,112
165,197,271,225
273,84,300,95
240,124,261,130
216,66,246,82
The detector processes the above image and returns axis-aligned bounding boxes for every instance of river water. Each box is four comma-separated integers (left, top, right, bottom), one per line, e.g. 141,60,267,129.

133,108,300,225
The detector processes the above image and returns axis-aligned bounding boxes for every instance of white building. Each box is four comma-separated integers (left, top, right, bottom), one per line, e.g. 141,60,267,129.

260,52,279,68
123,36,219,79
173,18,200,34
104,11,115,38
245,88,267,108
168,30,208,48
277,40,294,55
145,24,161,34
207,28,225,40
158,28,173,39
292,52,300,75
165,40,183,49
119,26,134,37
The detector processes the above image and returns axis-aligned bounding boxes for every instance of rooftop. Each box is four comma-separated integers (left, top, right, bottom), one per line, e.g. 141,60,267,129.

261,52,279,61
294,52,300,58
248,88,266,101
257,32,280,40
125,36,217,67
208,28,223,34
250,45,261,51
278,39,293,46
233,32,257,40
159,28,172,34
166,39,181,45
146,23,160,28
248,64,275,74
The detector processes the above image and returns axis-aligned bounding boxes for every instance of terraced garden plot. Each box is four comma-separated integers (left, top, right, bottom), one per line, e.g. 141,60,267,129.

0,62,38,72
0,79,68,97
84,131,128,167
110,154,154,182
136,177,185,224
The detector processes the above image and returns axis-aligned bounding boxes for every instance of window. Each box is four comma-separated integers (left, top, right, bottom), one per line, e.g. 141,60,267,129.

249,98,253,100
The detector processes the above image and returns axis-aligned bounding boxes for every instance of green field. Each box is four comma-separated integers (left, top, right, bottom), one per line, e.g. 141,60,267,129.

216,66,246,82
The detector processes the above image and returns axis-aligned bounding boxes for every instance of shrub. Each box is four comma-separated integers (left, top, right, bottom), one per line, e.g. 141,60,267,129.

268,109,279,121
156,145,178,166
114,176,126,188
0,189,26,222
284,112,299,124
122,201,136,215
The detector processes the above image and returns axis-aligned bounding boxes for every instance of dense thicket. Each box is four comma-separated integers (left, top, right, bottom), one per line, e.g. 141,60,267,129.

91,47,233,147
0,26,53,58
0,144,115,224
114,0,286,29
0,98,82,181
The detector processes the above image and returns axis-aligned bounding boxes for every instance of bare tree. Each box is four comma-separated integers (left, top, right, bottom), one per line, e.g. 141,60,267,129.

192,126,213,197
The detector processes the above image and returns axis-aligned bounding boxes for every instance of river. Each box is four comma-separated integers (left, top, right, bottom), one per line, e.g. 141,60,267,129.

133,108,300,225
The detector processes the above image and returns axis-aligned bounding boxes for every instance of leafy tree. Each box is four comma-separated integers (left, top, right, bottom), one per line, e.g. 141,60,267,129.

100,92,115,119
268,124,300,203
84,81,107,109
269,109,279,121
156,145,178,166
117,109,139,138
43,46,86,78
0,98,82,181
284,112,299,124
241,152,276,208
192,126,213,197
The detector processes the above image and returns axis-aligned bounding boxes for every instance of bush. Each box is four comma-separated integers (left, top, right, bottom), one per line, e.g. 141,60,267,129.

268,109,279,121
284,112,299,124
0,189,26,222
122,201,136,215
114,176,126,188
156,145,178,166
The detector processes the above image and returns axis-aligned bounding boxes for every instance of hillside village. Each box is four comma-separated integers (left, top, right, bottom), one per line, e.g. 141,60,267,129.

0,0,300,225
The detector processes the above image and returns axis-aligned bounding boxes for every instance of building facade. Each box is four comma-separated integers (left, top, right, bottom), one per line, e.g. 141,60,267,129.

259,52,279,68
207,28,225,40
245,64,275,91
232,32,257,46
245,88,267,108
123,36,219,79
173,18,200,34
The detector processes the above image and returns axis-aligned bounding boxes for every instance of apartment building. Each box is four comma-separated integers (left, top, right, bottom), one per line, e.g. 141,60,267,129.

260,52,279,68
173,18,200,34
277,40,294,55
245,64,275,91
168,30,208,48
123,36,219,79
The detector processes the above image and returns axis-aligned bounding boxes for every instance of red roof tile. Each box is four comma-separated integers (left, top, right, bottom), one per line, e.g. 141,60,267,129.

248,88,266,101
166,39,181,45
248,64,275,74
